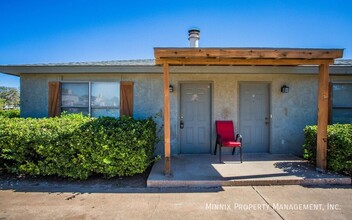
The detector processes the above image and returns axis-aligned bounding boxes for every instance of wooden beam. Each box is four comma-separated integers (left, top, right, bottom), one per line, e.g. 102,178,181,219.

163,63,172,176
154,48,343,60
155,58,334,66
316,63,330,171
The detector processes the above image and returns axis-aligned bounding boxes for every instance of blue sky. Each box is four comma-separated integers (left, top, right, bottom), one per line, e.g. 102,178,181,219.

1,0,352,88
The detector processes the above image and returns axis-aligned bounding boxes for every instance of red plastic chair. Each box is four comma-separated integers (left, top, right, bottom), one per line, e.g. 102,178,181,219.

214,121,243,163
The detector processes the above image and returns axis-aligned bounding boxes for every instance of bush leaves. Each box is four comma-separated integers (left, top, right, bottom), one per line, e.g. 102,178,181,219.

0,114,157,180
303,124,352,176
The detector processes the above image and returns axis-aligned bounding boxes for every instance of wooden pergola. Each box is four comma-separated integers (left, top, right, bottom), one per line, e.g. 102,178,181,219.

154,47,343,176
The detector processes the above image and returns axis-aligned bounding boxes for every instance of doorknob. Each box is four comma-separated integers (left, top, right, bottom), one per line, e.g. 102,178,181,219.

180,120,184,129
265,117,269,125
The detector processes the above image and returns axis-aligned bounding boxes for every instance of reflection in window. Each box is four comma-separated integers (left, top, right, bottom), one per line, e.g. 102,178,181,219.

60,82,120,118
91,83,120,107
61,83,89,107
61,107,89,116
332,83,352,124
91,109,120,118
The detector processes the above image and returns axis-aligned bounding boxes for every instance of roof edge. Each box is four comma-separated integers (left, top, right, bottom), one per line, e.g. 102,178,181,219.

1,65,352,76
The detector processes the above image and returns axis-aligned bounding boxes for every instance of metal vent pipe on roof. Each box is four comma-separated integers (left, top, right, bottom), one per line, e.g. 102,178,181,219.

188,28,200,48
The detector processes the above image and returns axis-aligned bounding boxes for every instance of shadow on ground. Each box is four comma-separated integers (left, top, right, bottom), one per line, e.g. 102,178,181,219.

0,173,224,194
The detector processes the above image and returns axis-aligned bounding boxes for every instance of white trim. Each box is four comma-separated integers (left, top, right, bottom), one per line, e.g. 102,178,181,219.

2,65,352,76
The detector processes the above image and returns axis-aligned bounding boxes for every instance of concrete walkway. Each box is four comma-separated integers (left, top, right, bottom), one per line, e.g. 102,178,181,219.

147,154,351,187
1,185,351,220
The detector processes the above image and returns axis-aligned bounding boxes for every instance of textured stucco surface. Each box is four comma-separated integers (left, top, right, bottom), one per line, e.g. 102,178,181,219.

20,74,60,118
20,72,352,156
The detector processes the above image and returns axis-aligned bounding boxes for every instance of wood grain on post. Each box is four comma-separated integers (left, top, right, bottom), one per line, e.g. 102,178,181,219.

316,63,329,171
163,63,171,176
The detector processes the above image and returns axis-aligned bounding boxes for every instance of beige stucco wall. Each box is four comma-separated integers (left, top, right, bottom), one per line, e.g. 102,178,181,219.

20,72,352,156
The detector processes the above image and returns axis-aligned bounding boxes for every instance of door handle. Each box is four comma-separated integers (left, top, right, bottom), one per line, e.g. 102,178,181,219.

180,120,184,129
265,117,269,125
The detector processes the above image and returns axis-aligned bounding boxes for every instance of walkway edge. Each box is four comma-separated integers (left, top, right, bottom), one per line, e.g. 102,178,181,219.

147,178,351,188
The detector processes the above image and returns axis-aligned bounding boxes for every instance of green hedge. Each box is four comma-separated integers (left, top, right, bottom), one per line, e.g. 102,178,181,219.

0,109,20,118
0,114,157,179
303,124,352,176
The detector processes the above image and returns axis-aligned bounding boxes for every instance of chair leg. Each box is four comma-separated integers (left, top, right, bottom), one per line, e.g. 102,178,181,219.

214,142,218,155
219,145,222,163
240,146,243,163
232,147,236,155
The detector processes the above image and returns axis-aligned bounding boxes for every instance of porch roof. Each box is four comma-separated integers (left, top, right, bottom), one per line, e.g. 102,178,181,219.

156,47,344,176
154,47,343,66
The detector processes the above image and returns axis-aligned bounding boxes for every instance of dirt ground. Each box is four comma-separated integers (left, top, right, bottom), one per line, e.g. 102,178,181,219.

0,162,153,190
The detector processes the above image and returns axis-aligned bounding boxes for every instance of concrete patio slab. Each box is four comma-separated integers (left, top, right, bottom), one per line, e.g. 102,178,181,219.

147,154,351,187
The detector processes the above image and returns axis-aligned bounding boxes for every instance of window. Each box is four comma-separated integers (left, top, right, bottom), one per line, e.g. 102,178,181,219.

61,83,89,115
61,82,120,118
332,83,352,124
91,82,120,117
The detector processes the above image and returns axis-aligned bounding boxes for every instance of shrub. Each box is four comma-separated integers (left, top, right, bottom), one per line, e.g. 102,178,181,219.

0,109,20,118
0,114,157,179
303,124,352,176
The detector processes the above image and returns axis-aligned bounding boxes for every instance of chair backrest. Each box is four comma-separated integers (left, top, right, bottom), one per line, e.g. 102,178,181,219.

215,120,235,142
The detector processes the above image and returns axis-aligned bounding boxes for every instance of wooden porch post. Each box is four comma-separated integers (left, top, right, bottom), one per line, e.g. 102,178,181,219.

163,63,172,176
316,63,329,171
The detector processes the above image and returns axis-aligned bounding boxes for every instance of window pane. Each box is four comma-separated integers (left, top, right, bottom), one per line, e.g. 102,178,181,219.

332,109,352,124
333,84,352,107
61,83,89,107
91,82,120,107
61,107,89,116
91,109,119,118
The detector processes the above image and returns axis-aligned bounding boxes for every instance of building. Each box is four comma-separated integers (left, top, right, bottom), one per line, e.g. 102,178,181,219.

1,29,351,173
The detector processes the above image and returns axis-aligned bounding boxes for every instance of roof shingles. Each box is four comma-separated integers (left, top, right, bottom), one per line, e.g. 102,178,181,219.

5,59,352,67
8,59,156,67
